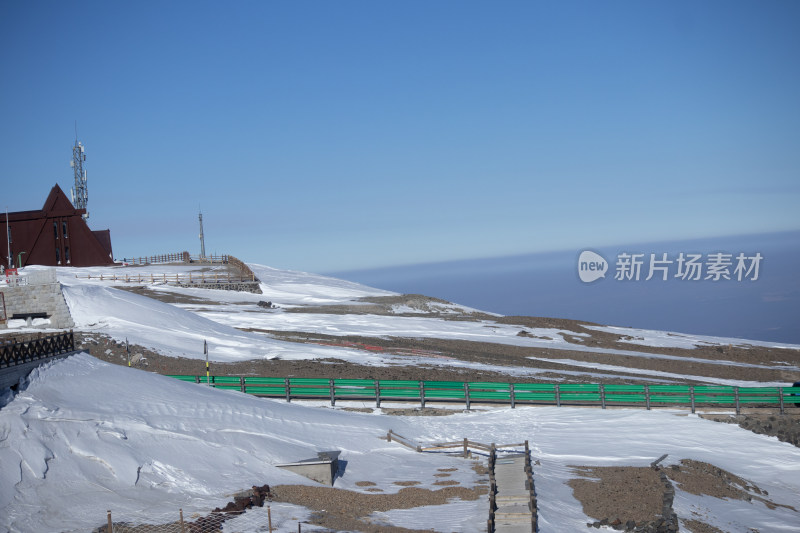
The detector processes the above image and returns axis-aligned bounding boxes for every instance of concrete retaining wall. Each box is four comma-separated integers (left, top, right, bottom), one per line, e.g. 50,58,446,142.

1,282,74,329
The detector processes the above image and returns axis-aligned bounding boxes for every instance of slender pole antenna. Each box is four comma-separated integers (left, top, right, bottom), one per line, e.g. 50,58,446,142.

5,207,11,269
198,206,206,259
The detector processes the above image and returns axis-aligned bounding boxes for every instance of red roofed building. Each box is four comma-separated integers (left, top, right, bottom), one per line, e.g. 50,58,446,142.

2,184,114,268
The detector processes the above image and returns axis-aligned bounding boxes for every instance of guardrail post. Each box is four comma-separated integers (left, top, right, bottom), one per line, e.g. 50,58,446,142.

600,384,606,409
240,376,246,393
285,378,291,402
510,383,515,409
778,387,784,415
375,380,381,408
734,386,740,415
555,384,561,407
330,379,335,406
465,383,470,411
420,382,425,408
690,386,695,414
645,385,651,410
194,375,200,384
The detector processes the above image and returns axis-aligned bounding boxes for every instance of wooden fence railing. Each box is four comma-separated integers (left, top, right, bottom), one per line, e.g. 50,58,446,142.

0,331,75,369
385,429,526,456
119,252,230,265
188,254,229,264
167,376,800,414
120,252,191,265
226,255,258,281
76,272,256,283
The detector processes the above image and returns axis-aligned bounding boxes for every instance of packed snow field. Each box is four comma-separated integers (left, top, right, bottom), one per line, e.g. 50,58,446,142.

1,262,799,532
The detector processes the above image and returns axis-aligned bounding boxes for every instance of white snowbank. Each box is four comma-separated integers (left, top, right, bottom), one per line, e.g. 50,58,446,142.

1,354,798,532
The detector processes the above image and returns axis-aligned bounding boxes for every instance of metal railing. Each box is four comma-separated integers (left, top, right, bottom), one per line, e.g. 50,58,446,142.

3,269,58,287
0,331,75,369
168,375,800,414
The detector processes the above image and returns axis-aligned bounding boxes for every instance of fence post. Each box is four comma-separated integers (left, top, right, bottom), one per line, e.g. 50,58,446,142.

510,383,515,409
690,386,695,414
600,384,606,409
420,382,425,408
555,384,561,407
240,376,246,393
285,378,291,402
107,510,112,533
778,387,784,415
734,386,740,415
645,385,651,410
375,379,381,408
268,505,272,532
465,382,470,410
330,379,335,406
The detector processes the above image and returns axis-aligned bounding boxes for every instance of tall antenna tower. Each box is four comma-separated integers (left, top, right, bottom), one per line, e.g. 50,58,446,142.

70,133,89,219
198,210,206,259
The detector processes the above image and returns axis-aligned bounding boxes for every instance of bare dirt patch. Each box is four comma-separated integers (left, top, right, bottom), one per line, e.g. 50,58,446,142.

269,483,487,533
569,466,664,525
664,459,796,512
700,411,800,447
569,460,796,532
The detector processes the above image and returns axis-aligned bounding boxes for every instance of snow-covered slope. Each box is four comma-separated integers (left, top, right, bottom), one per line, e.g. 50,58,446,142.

1,262,799,532
41,263,800,384
1,354,798,532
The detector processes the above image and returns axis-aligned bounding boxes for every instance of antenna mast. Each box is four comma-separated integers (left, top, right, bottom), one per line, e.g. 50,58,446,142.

70,131,89,219
198,210,206,259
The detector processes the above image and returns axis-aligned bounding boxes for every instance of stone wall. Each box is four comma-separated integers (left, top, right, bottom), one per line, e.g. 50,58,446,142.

0,282,74,329
173,281,262,294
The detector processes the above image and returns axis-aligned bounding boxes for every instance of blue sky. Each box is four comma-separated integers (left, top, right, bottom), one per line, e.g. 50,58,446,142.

2,1,799,273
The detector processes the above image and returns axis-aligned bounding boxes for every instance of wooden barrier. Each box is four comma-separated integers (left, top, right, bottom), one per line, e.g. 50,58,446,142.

76,272,256,284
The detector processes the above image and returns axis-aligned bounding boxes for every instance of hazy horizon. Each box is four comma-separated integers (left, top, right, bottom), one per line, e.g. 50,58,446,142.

332,231,800,344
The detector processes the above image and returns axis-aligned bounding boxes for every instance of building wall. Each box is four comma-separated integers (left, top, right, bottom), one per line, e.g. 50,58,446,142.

1,184,114,268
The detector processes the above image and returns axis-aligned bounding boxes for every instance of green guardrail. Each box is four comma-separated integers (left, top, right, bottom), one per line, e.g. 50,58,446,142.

165,375,800,414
